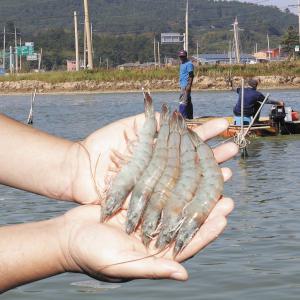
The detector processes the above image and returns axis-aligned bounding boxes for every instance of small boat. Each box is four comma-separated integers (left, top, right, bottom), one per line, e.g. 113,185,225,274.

186,107,300,138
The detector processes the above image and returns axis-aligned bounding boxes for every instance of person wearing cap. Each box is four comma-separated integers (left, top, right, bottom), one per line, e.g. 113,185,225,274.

178,49,194,119
233,78,284,125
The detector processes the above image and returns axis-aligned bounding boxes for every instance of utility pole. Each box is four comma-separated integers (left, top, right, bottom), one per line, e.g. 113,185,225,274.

229,40,232,64
185,0,189,55
83,23,87,69
91,23,94,59
38,48,43,71
14,27,18,73
157,41,161,67
196,40,199,64
2,27,5,69
74,11,80,71
267,33,271,60
153,37,157,67
232,17,241,64
9,46,13,73
83,0,93,69
19,37,22,71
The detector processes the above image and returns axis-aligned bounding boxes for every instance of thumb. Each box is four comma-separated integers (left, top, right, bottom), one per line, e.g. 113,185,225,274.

101,253,188,281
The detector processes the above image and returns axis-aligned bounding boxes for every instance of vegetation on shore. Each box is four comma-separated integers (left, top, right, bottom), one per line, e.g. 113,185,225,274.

1,62,300,84
0,0,298,70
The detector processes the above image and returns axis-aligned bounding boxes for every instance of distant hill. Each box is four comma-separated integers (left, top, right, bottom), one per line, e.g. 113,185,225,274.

0,0,298,69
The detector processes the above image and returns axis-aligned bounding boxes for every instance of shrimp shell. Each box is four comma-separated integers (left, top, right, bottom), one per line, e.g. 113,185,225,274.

141,111,181,246
101,93,157,222
173,130,224,256
125,104,170,234
155,114,201,250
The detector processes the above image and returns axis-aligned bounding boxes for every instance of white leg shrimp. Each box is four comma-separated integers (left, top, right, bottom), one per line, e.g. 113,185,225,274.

101,92,157,222
173,130,224,256
155,113,201,250
125,104,170,234
141,111,181,246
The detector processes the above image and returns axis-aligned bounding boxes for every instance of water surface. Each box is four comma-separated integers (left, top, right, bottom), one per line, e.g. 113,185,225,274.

1,89,300,299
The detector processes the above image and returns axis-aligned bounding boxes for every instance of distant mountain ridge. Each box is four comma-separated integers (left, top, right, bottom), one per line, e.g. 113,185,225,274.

0,0,297,68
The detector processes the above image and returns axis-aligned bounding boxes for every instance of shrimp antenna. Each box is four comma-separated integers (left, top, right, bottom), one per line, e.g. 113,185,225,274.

97,246,171,273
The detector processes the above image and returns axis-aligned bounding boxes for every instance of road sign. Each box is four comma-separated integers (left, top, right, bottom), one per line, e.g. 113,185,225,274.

27,53,38,61
25,42,34,47
17,45,34,56
161,33,184,44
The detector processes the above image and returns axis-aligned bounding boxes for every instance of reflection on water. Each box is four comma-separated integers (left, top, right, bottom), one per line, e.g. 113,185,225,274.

1,90,300,300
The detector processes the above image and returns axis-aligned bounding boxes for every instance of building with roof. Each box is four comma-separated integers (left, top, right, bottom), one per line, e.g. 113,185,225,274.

192,53,256,64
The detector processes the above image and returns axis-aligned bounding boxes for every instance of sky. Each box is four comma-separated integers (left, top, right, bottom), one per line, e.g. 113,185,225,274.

237,0,298,14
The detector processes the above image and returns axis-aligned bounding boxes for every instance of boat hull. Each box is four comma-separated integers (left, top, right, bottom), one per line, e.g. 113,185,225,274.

186,117,300,138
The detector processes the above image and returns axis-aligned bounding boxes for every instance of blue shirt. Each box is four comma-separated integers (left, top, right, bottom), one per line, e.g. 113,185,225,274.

179,60,194,89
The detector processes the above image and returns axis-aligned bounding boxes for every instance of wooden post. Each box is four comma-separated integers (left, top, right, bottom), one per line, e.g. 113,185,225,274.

74,11,80,71
38,48,43,71
233,17,240,63
157,42,161,67
9,46,13,73
83,0,93,69
14,27,18,73
83,22,87,69
19,37,22,71
153,37,157,67
2,27,5,69
185,0,189,55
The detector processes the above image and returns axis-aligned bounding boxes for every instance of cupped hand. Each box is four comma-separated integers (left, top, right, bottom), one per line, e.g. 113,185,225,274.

60,115,238,281
61,194,234,282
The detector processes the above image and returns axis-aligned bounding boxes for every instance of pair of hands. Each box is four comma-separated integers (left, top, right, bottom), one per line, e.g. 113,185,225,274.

60,114,238,282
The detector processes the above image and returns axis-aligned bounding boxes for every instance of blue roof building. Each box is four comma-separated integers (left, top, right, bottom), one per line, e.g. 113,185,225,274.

192,53,255,64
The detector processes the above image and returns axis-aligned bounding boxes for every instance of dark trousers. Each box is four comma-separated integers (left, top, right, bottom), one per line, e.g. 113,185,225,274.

179,90,193,119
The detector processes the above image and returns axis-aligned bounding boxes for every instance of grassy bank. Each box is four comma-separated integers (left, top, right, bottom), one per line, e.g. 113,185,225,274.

1,61,300,84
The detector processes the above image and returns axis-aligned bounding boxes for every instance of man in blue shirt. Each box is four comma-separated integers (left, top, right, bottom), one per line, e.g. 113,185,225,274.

178,50,194,119
233,78,284,124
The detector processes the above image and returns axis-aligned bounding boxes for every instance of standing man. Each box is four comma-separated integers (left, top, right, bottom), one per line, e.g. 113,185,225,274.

178,49,194,119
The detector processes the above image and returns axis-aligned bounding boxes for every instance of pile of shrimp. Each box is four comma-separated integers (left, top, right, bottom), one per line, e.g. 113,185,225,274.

102,92,224,256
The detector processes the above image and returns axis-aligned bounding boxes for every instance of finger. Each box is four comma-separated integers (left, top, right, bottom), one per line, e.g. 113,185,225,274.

213,142,239,163
206,197,234,220
101,252,188,281
221,167,232,182
175,215,227,262
193,118,229,141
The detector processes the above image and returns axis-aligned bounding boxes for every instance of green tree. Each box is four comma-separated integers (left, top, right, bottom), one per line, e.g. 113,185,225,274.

281,26,299,55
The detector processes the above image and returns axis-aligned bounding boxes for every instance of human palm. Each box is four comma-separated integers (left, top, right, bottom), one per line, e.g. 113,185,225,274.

62,114,238,281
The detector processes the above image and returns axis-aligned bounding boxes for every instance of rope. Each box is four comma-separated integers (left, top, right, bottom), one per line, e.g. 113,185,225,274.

233,131,251,149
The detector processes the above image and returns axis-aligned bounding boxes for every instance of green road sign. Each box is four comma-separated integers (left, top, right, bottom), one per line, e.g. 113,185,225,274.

17,46,34,56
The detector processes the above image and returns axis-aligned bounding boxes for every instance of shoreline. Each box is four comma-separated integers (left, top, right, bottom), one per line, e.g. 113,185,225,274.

1,86,300,97
1,75,300,96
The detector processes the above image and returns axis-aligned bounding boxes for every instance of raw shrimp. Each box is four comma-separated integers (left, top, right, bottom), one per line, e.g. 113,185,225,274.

125,104,170,234
173,130,224,256
141,111,181,246
155,114,201,250
101,92,157,222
